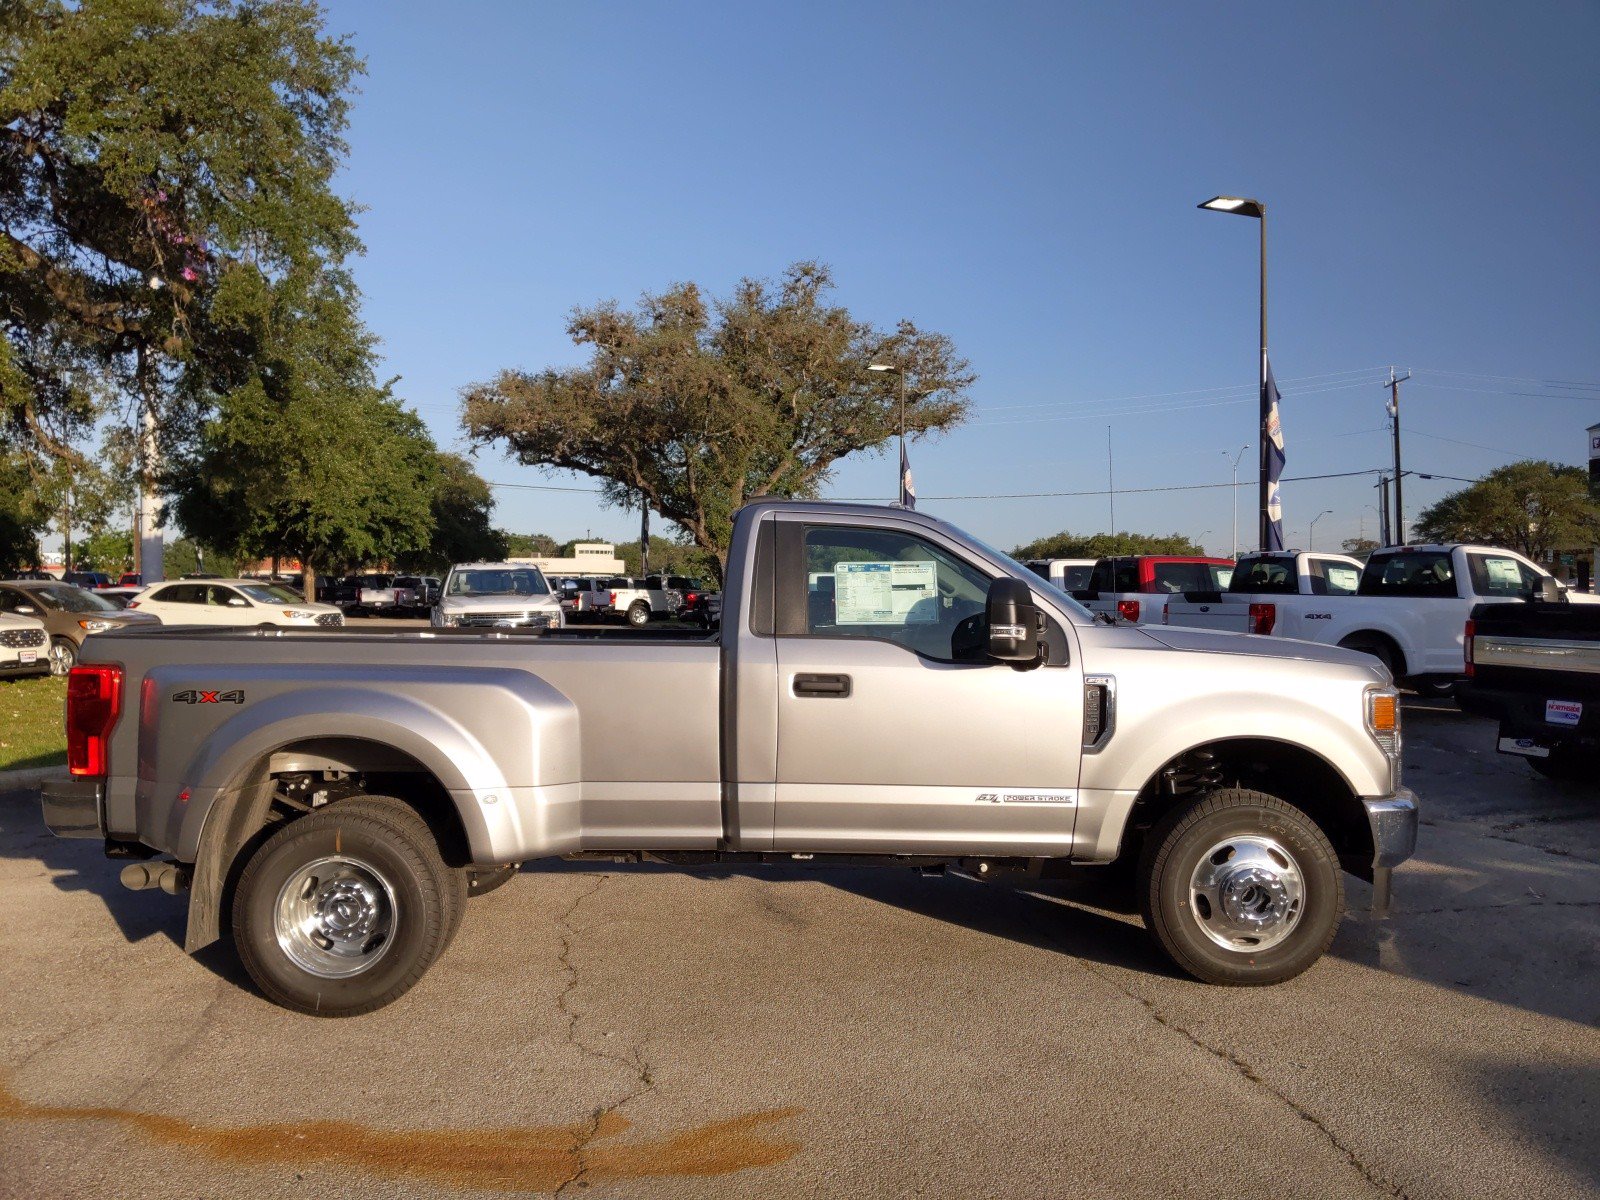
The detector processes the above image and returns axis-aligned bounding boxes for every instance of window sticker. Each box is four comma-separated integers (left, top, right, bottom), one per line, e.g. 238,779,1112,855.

833,560,939,624
1485,558,1522,589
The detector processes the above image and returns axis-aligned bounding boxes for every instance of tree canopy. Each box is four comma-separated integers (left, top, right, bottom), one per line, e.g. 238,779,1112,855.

462,262,975,576
0,0,364,563
167,275,436,594
1011,530,1206,559
395,452,507,573
1412,461,1600,561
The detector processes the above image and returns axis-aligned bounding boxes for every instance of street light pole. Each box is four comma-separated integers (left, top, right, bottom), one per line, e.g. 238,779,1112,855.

1309,508,1333,551
1199,196,1269,551
1224,444,1248,560
867,361,908,503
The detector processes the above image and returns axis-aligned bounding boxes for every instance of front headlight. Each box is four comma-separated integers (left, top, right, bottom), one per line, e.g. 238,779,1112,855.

1366,685,1403,787
78,619,113,633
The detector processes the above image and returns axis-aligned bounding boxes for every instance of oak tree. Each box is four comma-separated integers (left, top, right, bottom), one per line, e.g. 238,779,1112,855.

463,262,975,576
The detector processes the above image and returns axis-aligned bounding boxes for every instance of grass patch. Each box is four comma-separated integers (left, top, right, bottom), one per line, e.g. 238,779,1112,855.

0,673,66,773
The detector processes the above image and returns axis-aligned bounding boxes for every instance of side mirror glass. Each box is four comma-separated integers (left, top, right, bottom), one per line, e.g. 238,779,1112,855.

987,577,1041,664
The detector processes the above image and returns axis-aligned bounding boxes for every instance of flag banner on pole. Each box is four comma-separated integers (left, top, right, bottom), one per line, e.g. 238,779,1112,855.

900,441,916,509
1265,353,1285,551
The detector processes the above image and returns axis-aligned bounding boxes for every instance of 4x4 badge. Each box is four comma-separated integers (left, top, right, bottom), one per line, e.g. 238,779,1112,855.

172,689,244,704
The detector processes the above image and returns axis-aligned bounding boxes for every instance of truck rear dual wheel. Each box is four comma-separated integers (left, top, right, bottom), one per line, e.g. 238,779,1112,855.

232,796,467,1016
1138,788,1344,986
627,601,651,627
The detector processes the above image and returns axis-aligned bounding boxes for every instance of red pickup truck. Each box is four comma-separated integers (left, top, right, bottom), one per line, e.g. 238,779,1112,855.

1071,555,1236,625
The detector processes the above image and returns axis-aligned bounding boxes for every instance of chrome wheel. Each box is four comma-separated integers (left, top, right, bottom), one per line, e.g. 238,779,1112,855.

49,638,76,676
274,855,399,979
1187,835,1304,953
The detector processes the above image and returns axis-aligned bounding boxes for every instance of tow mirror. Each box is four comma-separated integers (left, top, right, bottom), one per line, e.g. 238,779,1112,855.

987,577,1041,664
1538,577,1565,604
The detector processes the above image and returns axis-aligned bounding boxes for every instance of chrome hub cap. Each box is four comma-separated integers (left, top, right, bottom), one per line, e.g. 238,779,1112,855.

1188,835,1304,952
274,856,398,978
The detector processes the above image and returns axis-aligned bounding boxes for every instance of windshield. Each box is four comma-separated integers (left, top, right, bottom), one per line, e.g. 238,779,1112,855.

31,584,119,613
957,530,1094,621
238,584,305,604
446,567,550,597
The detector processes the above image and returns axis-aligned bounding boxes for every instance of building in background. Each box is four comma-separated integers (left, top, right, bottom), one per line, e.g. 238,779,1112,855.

508,541,624,576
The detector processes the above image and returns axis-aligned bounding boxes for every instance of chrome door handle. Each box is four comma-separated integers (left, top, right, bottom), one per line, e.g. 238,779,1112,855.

793,673,852,698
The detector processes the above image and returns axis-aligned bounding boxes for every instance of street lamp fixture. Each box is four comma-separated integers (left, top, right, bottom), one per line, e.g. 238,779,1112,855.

1198,195,1271,551
868,362,907,502
1308,508,1333,551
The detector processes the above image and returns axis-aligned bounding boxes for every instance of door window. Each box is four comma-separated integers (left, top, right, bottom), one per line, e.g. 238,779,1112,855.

1359,551,1458,598
1309,559,1360,596
152,584,205,605
1113,559,1139,592
1467,553,1539,599
800,526,991,662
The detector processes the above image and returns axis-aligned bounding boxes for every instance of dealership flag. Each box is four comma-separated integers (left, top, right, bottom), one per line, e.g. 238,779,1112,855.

1265,353,1286,551
900,441,916,509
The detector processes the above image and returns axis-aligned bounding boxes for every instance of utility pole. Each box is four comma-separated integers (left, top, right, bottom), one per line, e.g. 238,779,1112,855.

639,493,650,578
1376,474,1392,547
1106,425,1115,532
1386,367,1412,545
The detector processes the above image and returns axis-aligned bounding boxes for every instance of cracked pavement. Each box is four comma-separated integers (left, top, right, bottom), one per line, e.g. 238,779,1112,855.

1,697,1597,1198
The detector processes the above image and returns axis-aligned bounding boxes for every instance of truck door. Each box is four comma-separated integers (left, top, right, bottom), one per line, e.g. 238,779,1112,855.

769,515,1084,857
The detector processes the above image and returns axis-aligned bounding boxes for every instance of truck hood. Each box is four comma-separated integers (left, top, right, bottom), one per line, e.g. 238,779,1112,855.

1138,625,1384,675
437,593,561,612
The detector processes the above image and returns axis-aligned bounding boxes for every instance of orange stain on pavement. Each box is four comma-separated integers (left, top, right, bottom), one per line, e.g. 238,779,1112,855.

0,1079,801,1191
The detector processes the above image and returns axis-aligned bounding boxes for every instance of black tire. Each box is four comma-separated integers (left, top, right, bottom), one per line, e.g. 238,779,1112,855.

467,863,520,897
1338,634,1400,679
231,796,463,1016
1416,676,1458,699
1138,788,1344,986
49,637,77,676
1528,747,1600,784
626,601,650,628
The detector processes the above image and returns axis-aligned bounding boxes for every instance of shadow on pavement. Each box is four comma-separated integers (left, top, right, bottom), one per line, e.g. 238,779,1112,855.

0,785,187,949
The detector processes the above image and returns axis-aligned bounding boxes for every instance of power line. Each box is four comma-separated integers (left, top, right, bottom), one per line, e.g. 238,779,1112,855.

975,366,1389,415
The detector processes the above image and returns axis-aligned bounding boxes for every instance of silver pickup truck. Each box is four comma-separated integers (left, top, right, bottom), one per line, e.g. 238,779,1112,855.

42,500,1417,1016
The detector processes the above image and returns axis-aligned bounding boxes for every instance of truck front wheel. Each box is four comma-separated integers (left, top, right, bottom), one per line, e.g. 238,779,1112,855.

232,797,464,1016
1138,788,1343,986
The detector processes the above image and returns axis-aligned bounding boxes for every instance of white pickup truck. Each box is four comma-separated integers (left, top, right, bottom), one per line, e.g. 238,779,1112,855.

1024,557,1096,592
1180,544,1595,692
1164,552,1365,635
604,576,681,627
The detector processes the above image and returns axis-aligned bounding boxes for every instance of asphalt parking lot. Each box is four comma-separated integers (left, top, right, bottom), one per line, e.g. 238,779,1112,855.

1,698,1596,1199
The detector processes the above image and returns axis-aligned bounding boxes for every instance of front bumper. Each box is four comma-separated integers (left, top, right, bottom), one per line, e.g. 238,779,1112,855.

0,657,50,677
1361,787,1419,913
41,774,104,840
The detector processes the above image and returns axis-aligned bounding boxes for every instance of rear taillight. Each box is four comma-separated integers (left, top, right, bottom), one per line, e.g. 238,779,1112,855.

1464,618,1475,678
1117,599,1141,623
66,664,122,778
1249,602,1276,636
609,591,618,605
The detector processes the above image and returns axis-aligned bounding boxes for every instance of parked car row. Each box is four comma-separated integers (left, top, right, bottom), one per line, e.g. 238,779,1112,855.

1064,542,1594,694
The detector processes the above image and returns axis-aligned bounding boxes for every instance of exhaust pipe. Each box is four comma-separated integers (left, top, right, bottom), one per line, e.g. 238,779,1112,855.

120,862,191,895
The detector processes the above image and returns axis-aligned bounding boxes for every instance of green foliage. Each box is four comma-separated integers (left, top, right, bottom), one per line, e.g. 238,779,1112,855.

168,275,436,589
1011,530,1205,560
504,532,561,558
614,535,712,579
1413,461,1600,561
73,528,133,572
0,449,47,571
396,453,507,572
0,0,363,514
464,262,975,576
1341,536,1379,558
163,536,232,579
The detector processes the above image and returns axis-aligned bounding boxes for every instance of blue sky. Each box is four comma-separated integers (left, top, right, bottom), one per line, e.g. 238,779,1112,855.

321,0,1599,556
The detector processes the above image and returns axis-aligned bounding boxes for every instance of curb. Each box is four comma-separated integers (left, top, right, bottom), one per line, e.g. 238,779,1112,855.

0,765,64,792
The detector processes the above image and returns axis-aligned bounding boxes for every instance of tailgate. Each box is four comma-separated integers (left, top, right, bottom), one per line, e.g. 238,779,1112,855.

1164,596,1251,632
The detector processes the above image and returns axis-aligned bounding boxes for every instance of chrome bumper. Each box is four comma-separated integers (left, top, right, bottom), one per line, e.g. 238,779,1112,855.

40,774,104,840
1361,786,1419,914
